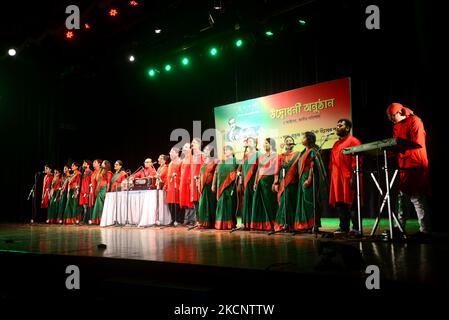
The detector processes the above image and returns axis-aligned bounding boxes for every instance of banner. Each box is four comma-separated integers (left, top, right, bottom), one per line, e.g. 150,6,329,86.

214,77,351,158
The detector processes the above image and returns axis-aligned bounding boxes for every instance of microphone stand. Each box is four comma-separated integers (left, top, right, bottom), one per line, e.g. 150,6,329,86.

112,170,122,227
28,172,39,224
126,166,143,226
230,146,247,233
160,171,177,229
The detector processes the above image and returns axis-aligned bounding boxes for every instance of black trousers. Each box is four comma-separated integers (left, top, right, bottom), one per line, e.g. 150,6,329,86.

168,203,183,224
336,201,358,232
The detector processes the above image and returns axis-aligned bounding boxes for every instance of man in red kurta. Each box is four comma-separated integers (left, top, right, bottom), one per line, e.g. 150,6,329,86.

190,138,204,226
165,147,181,225
133,158,157,188
386,103,431,235
79,160,92,223
180,143,195,225
329,119,362,234
41,165,53,209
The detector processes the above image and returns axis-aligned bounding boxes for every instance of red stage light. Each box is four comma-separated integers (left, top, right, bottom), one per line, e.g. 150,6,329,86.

66,31,74,39
109,9,118,17
84,23,91,29
129,1,139,6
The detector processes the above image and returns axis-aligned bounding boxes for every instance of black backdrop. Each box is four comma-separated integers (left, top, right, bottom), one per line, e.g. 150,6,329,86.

1,0,447,228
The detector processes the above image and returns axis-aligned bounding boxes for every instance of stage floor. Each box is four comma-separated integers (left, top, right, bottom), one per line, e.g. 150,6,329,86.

0,218,447,288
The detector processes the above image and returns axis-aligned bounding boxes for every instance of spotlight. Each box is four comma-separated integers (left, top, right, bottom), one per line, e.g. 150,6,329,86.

129,0,139,6
209,47,218,56
235,39,243,47
265,30,274,37
298,19,307,26
84,23,91,29
181,57,190,66
66,31,74,39
148,69,157,77
164,64,172,72
109,9,118,17
154,28,162,34
8,48,16,56
128,55,135,62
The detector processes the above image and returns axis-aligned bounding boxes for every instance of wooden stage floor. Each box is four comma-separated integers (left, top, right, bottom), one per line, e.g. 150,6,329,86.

0,219,448,313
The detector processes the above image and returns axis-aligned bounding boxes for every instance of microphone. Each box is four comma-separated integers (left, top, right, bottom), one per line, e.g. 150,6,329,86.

125,169,132,175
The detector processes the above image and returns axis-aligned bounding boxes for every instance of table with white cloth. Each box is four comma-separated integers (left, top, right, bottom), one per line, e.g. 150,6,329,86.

100,190,171,227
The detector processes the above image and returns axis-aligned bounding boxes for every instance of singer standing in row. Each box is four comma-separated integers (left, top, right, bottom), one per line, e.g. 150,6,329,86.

165,147,182,226
89,159,102,208
90,160,113,225
64,162,82,224
110,160,128,192
79,160,92,224
273,136,300,231
251,138,278,231
239,137,259,230
197,145,218,228
41,164,53,212
190,138,204,226
56,165,70,223
329,119,362,235
156,154,169,189
294,132,328,231
213,145,238,230
46,168,61,224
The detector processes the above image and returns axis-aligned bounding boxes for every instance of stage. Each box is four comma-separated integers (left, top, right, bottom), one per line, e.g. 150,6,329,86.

1,218,448,315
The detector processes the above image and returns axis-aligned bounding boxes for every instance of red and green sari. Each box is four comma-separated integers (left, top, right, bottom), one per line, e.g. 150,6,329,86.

110,170,128,192
251,152,279,231
198,160,218,228
47,176,61,223
56,175,69,223
274,151,300,231
64,170,82,224
91,171,113,224
241,150,259,230
294,147,328,230
215,158,238,230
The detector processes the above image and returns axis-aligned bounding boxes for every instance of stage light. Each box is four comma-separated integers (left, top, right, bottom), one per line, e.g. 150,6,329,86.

155,28,162,34
109,9,118,17
164,64,172,72
148,69,157,77
181,57,190,66
298,19,306,25
209,47,218,56
129,0,139,6
7,48,16,56
235,39,243,47
265,30,274,37
66,31,74,39
84,23,91,29
128,55,135,62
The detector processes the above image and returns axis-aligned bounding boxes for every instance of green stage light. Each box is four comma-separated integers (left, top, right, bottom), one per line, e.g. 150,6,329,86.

164,64,172,72
148,69,156,77
181,57,190,66
235,39,243,47
298,19,306,25
209,47,218,56
265,30,274,37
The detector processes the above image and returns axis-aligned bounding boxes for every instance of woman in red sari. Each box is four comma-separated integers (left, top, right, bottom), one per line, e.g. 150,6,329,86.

110,160,128,192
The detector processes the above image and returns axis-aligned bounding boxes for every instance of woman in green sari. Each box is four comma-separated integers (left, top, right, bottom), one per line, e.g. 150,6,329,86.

56,165,70,224
251,138,279,231
294,132,328,232
63,162,82,224
273,136,300,231
213,145,239,230
197,146,218,229
90,160,113,225
240,137,259,230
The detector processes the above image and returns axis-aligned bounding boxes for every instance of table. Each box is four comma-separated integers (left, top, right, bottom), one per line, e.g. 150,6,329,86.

100,190,171,227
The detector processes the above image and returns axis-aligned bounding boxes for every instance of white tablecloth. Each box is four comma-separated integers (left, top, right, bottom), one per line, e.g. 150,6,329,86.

100,190,171,227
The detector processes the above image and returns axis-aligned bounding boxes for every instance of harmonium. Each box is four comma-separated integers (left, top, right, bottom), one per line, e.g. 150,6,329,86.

129,177,156,190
